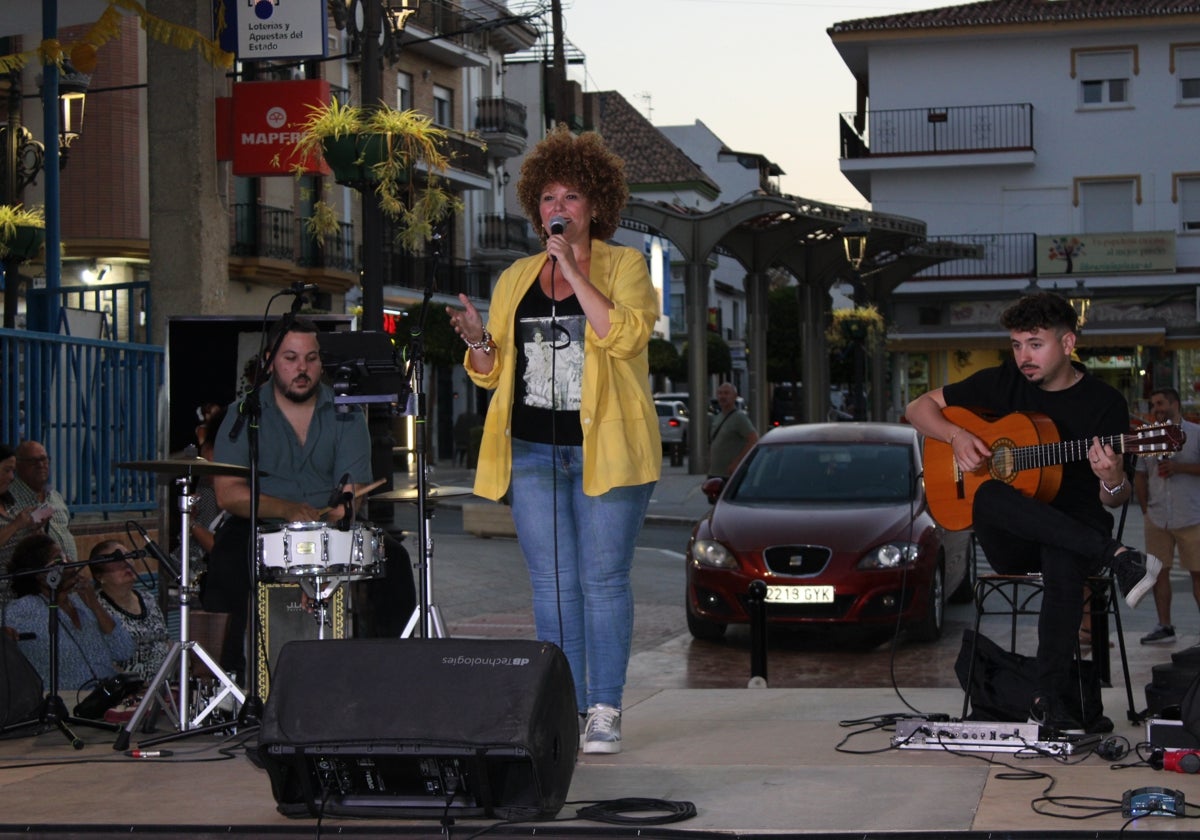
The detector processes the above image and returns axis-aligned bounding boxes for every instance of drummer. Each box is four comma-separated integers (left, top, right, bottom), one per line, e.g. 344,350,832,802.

207,317,415,680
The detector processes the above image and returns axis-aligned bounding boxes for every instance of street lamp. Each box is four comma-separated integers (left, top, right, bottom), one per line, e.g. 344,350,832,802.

57,62,90,166
1069,278,1092,327
840,216,870,420
1,65,89,329
841,215,869,274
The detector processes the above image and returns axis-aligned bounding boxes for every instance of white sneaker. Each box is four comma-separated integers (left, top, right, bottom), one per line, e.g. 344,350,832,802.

582,703,621,754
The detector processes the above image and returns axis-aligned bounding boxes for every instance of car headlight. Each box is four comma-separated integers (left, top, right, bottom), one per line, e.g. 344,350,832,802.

858,542,920,570
691,539,737,569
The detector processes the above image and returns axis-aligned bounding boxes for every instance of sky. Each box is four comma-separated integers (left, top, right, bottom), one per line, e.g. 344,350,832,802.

557,0,940,210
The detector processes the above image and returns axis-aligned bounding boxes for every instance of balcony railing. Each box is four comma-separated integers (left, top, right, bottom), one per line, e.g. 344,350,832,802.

232,203,357,272
1,326,162,513
477,213,534,252
475,96,528,138
409,0,487,54
840,103,1033,159
380,248,492,299
913,233,1036,280
442,130,489,178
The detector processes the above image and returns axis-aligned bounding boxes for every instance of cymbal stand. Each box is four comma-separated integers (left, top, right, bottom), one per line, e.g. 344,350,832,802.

400,260,445,639
113,472,245,751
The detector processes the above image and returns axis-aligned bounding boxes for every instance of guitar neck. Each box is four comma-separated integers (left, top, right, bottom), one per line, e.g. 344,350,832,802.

1011,432,1128,472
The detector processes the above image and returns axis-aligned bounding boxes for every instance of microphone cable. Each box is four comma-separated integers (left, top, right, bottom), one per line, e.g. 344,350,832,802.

548,254,566,665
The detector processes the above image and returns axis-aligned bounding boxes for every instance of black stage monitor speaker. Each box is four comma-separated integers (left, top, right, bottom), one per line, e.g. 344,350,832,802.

258,638,578,820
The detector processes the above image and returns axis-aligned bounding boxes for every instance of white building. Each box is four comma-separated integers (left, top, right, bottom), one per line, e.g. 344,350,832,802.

831,0,1200,417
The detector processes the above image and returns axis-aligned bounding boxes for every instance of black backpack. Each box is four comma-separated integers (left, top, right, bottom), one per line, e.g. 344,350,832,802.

955,628,1103,726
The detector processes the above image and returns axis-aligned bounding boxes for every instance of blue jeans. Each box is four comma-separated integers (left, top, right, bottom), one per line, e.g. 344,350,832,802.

509,438,655,711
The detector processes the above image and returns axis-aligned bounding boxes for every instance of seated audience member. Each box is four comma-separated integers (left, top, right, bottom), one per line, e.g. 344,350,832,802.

0,443,42,605
3,534,134,692
90,540,170,679
10,440,79,564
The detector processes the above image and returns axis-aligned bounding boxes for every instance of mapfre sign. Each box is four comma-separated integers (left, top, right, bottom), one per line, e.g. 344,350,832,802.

215,79,332,177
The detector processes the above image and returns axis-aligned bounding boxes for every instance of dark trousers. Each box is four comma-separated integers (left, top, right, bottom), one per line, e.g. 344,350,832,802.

971,480,1118,698
201,517,416,679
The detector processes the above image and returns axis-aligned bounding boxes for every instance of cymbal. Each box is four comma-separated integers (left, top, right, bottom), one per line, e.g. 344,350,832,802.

116,458,262,478
371,484,475,503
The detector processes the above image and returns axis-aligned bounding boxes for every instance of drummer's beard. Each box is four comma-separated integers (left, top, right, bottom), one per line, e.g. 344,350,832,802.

278,375,317,404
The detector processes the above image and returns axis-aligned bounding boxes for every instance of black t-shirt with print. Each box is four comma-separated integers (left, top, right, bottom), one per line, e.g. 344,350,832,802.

510,282,586,446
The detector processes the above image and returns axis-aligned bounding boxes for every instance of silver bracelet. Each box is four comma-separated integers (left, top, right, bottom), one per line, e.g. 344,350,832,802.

464,329,493,354
1101,477,1127,496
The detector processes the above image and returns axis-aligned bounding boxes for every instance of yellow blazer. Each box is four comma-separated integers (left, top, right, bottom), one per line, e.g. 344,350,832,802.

466,240,662,499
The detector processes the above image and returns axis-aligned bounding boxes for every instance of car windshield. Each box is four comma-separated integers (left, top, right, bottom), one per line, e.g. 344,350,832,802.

728,442,914,504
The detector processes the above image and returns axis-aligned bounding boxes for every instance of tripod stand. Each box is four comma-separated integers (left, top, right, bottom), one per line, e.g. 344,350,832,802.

1,564,122,748
113,463,246,751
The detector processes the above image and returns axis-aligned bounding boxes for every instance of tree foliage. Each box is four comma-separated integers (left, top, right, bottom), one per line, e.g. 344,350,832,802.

678,332,732,383
648,337,682,389
396,303,459,368
766,285,802,384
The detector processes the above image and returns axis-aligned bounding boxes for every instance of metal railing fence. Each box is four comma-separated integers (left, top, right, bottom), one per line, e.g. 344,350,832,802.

1,327,163,513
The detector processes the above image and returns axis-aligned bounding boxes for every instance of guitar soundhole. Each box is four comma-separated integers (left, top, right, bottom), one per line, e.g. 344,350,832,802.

990,437,1017,481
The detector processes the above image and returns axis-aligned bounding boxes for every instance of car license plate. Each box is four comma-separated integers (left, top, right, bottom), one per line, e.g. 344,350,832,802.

765,585,834,604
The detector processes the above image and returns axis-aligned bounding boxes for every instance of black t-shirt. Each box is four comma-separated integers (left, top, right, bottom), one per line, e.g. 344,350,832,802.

510,282,586,446
942,358,1129,531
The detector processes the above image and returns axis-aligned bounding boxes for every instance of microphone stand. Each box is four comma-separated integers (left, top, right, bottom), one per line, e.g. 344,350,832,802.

137,291,303,749
0,562,123,747
230,294,306,718
400,233,446,639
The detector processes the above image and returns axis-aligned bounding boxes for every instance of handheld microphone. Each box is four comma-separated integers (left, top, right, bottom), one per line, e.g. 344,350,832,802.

548,215,568,235
289,281,319,297
129,521,179,578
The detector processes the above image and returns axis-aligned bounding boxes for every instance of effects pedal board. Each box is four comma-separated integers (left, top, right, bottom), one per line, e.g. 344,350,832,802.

893,719,1100,755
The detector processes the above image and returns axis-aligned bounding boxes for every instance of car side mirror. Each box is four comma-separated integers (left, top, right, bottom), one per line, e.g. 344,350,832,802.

701,476,725,504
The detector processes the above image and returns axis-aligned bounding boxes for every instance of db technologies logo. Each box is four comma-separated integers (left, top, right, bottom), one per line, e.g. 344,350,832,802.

251,0,280,21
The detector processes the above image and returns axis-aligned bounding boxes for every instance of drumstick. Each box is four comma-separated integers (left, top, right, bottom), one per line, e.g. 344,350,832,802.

315,478,387,518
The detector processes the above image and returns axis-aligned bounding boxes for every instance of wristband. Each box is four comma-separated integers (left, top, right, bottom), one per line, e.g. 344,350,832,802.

464,329,493,355
1102,478,1127,496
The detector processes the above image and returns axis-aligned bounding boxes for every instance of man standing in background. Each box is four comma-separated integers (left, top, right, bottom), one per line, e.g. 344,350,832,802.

708,382,758,478
10,440,78,564
1135,387,1200,644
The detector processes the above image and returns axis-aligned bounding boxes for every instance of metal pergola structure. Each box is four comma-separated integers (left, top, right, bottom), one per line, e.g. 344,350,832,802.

623,194,981,474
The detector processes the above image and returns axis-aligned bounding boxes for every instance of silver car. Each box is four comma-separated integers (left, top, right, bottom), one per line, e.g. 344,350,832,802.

655,400,689,451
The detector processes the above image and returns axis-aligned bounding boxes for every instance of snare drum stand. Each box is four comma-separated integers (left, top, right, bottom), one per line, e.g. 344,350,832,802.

113,472,245,750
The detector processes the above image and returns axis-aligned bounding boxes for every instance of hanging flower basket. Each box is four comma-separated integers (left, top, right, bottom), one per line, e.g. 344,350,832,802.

286,97,459,253
321,133,401,188
2,225,45,261
827,305,886,351
0,205,46,260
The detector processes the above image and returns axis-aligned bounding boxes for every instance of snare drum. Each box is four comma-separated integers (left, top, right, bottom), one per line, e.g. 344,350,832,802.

257,522,386,581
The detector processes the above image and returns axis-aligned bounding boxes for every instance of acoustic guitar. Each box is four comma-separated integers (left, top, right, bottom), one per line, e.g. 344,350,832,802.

923,405,1185,531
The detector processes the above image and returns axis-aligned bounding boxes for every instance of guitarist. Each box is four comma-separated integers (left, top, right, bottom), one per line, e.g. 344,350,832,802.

906,292,1160,734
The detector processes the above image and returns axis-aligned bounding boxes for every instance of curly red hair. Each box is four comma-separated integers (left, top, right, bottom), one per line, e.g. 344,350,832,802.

516,124,628,242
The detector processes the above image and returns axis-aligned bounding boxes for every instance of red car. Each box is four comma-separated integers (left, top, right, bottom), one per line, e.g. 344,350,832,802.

686,422,973,642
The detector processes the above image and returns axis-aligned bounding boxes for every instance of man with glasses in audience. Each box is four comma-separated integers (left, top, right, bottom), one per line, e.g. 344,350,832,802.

10,440,78,565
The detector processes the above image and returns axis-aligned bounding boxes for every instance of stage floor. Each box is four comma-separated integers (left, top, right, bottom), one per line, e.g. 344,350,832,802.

0,684,1189,839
